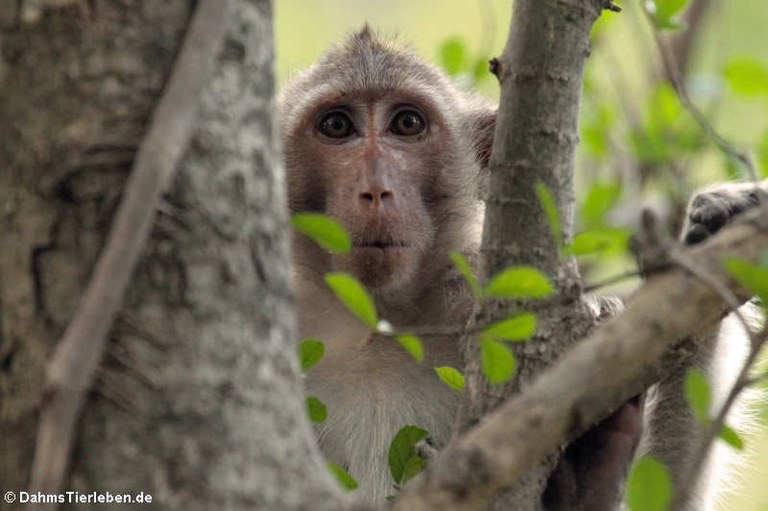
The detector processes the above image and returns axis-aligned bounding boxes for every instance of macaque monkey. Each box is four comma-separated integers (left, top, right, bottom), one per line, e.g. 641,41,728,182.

280,27,757,509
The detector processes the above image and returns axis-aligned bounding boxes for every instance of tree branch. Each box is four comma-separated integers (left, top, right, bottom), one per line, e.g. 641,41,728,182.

29,0,229,501
393,205,768,511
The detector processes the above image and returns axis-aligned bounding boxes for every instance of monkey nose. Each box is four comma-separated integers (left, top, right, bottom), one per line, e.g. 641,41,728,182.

359,188,393,205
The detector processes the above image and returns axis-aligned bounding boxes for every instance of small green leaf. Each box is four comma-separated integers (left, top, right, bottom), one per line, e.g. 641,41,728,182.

484,266,554,299
724,57,768,98
396,334,424,362
581,182,622,229
450,251,482,300
400,455,427,485
647,0,690,29
536,182,563,249
434,366,465,392
724,258,768,307
480,338,517,384
439,37,467,76
565,228,630,257
291,213,351,253
472,56,490,81
718,424,745,450
626,456,672,511
298,339,324,372
684,368,711,423
328,462,358,491
758,131,768,178
324,272,378,328
306,396,327,423
389,426,429,484
481,313,537,342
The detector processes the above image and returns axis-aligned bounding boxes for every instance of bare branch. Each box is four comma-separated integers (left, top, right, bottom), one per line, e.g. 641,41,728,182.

29,0,230,501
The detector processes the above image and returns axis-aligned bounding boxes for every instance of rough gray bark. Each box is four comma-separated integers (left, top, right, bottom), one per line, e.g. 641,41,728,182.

0,1,341,509
458,1,614,509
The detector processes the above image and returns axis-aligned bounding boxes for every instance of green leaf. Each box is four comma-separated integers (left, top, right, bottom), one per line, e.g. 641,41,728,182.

328,462,358,491
630,126,668,166
649,83,684,128
684,368,711,423
648,0,690,29
389,426,429,484
535,182,563,249
565,228,630,257
759,131,768,178
484,266,554,299
724,258,768,307
291,213,351,253
480,338,517,384
718,424,745,450
400,455,427,485
655,0,690,20
580,101,617,160
472,56,490,82
434,366,465,392
626,456,672,511
481,313,537,342
306,396,327,423
450,251,482,300
439,37,467,76
581,182,622,229
724,57,768,97
298,339,324,371
324,272,378,328
396,334,424,362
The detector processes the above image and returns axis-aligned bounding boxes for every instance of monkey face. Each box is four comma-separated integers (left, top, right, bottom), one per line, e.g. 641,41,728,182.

286,92,472,294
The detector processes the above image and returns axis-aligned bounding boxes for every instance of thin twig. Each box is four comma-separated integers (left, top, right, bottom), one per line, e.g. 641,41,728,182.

582,269,643,293
642,7,759,182
29,0,229,502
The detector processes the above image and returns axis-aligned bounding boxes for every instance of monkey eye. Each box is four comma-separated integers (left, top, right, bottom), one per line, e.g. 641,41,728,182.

390,110,426,137
318,111,355,139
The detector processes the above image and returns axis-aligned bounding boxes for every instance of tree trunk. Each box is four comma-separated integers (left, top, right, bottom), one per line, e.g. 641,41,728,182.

0,1,336,509
460,1,610,509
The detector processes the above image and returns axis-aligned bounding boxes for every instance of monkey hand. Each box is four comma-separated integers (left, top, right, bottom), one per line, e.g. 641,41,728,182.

683,181,767,245
543,395,645,511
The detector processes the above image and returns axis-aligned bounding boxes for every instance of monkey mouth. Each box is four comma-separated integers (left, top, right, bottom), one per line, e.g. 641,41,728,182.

353,240,409,250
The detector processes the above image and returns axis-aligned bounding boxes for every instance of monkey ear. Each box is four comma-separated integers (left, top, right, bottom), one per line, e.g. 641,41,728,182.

472,109,496,168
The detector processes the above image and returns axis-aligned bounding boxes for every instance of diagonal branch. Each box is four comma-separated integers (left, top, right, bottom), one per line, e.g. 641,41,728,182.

29,0,230,501
392,205,768,511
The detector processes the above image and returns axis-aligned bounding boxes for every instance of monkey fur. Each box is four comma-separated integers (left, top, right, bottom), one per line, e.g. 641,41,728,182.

280,27,756,508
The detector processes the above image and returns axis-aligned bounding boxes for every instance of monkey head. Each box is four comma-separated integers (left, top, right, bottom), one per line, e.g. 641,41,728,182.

281,27,495,301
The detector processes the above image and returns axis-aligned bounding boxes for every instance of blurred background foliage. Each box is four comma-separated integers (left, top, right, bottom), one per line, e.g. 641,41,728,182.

275,1,768,509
